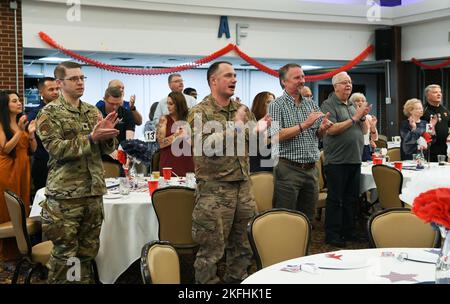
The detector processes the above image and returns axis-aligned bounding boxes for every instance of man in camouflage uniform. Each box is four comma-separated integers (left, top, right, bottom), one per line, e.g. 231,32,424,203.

36,62,119,283
187,61,270,284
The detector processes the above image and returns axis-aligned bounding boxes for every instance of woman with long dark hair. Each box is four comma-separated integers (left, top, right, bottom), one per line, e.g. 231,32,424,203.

0,90,37,260
156,92,194,176
250,91,275,172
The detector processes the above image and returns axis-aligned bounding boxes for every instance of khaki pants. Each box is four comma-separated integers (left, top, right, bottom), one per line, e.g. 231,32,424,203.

272,159,318,222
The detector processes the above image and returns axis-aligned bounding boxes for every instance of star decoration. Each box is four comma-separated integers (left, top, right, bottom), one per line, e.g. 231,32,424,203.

380,271,418,283
325,253,342,260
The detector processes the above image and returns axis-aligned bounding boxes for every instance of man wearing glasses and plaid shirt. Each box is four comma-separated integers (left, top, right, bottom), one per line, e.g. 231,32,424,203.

268,63,332,224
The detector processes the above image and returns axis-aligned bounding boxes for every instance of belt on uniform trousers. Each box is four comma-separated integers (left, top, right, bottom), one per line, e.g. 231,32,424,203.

279,158,315,170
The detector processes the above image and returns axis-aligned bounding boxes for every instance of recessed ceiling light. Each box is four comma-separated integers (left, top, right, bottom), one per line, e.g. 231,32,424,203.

38,57,71,62
302,65,323,70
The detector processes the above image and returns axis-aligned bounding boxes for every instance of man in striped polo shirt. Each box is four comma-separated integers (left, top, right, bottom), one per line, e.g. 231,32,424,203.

268,63,332,223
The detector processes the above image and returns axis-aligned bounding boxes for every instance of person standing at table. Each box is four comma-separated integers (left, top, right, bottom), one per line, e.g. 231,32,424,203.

156,92,194,176
187,61,271,284
37,61,119,283
0,91,37,260
28,77,59,191
349,93,378,162
268,63,332,222
421,84,449,162
321,72,371,247
400,98,437,160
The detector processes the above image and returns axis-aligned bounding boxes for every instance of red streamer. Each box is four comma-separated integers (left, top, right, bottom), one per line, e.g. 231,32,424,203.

38,31,374,81
411,58,450,70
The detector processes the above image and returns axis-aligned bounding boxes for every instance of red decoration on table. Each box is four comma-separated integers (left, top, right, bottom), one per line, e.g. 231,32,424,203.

411,58,450,70
412,188,450,230
117,150,127,165
422,132,432,144
325,253,343,260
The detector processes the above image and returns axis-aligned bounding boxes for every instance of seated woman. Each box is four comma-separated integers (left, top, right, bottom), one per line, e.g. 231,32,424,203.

157,92,194,177
0,90,37,260
250,91,275,173
400,98,437,160
349,93,378,162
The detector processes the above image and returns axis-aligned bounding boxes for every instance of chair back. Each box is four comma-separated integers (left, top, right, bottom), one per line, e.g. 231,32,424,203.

374,139,388,149
387,148,401,162
368,208,440,248
371,164,404,209
152,150,160,172
152,186,197,249
247,208,311,269
141,240,180,284
103,161,121,178
4,190,31,256
250,172,274,213
316,151,326,191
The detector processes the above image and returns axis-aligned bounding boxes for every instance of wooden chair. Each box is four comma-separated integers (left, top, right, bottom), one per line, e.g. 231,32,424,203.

103,161,121,178
371,164,404,209
250,172,274,213
368,208,440,248
4,190,53,284
247,208,311,270
151,186,197,254
140,240,180,284
151,150,160,173
387,147,401,162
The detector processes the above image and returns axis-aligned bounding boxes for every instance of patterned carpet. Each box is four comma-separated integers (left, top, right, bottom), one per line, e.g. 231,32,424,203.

0,210,370,284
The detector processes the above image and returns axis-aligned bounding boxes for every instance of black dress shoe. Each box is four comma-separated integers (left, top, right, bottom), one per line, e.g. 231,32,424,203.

325,238,347,248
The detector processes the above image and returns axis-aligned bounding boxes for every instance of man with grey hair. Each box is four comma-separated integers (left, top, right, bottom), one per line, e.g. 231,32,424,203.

421,84,449,162
321,71,371,247
268,63,333,223
153,73,197,126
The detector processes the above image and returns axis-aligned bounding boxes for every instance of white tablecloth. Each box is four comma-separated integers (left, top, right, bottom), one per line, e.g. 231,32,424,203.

242,248,437,284
360,162,450,196
31,186,159,284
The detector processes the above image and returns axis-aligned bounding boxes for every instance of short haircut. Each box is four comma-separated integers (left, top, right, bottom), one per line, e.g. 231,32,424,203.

349,92,366,104
183,87,196,95
207,61,232,86
168,73,182,83
54,61,82,80
37,77,56,91
424,84,441,102
403,98,422,117
104,86,123,100
278,63,301,89
332,72,349,86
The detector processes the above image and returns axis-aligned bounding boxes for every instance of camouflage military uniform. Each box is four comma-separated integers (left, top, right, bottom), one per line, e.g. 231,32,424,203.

36,95,117,284
187,94,257,284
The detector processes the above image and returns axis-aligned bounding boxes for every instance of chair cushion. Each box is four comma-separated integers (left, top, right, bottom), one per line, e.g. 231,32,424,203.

0,218,41,238
31,241,53,265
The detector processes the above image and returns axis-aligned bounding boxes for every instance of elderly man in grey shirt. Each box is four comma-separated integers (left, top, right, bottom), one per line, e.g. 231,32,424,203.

153,73,197,126
321,71,371,248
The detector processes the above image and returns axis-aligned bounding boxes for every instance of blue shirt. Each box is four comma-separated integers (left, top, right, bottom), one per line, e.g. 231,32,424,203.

96,100,131,110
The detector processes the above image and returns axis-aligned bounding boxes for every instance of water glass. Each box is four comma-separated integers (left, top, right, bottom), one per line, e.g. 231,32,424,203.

438,155,447,166
119,177,130,195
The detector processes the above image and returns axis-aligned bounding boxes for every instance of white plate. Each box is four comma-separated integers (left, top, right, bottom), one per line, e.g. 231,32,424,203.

103,193,122,199
312,253,370,270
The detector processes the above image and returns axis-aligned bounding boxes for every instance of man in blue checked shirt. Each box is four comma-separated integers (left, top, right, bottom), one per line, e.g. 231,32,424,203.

268,63,333,223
